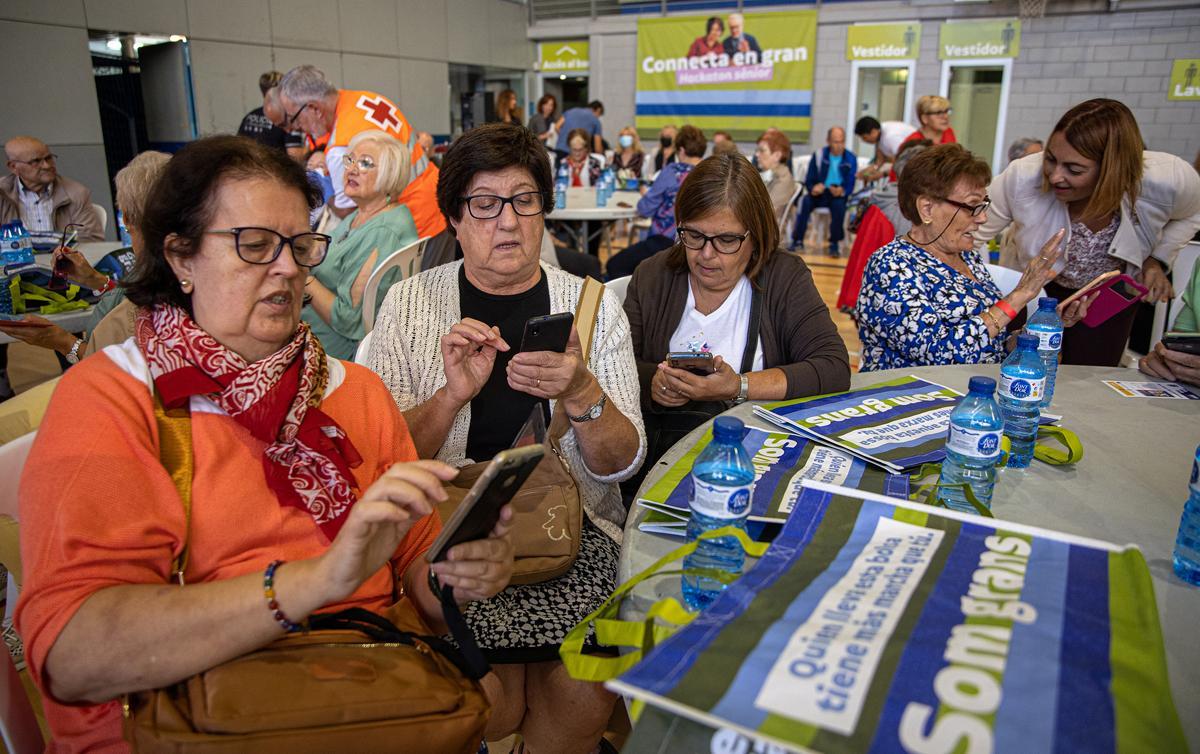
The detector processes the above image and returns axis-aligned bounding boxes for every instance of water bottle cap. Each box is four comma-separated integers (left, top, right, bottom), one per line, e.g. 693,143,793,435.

712,416,745,442
1038,297,1059,309
1016,333,1039,350
967,376,996,395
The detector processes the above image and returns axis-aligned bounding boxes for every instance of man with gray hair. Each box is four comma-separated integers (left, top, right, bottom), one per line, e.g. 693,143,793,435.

1,136,103,240
1006,137,1043,164
278,65,444,236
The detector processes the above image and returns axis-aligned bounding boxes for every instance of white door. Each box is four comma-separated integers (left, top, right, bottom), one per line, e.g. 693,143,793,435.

939,58,1012,171
847,61,916,161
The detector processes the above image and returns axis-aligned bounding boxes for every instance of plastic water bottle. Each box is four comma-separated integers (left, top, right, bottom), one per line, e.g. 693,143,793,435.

1026,297,1063,408
938,376,1004,513
555,163,569,210
682,416,755,612
998,333,1046,469
1173,444,1200,586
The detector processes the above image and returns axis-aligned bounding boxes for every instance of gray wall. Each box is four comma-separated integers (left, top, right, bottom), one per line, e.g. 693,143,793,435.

1,0,533,239
530,0,1200,163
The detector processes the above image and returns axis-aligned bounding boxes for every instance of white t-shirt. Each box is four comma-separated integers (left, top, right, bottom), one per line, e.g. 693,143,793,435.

668,275,763,371
879,121,918,160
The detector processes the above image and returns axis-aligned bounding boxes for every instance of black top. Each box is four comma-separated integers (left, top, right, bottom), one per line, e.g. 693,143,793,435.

459,266,552,461
237,107,296,151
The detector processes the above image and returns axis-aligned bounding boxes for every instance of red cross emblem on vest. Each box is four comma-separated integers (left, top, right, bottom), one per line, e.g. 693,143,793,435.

356,95,400,131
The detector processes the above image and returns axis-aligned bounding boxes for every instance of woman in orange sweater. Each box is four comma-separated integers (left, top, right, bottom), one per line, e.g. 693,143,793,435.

14,136,515,751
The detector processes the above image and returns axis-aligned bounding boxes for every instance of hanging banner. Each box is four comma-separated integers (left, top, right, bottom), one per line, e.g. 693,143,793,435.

846,23,921,61
538,39,589,72
635,11,817,142
939,18,1021,59
1168,59,1200,100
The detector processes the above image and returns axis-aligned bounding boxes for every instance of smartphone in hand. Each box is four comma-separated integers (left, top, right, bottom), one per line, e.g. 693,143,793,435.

1162,332,1200,356
667,351,716,375
520,312,573,353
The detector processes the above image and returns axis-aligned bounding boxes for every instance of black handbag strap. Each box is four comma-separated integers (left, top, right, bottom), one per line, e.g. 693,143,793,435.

738,285,763,375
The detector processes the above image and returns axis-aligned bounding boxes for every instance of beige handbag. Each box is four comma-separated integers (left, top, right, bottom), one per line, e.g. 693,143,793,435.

440,277,604,585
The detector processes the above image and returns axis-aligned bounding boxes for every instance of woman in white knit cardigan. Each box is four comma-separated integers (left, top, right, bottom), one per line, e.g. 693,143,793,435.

367,123,645,754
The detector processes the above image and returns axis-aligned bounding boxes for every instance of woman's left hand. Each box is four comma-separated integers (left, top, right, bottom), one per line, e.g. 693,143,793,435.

1139,261,1174,303
657,355,740,403
506,326,594,402
1058,291,1098,328
430,507,515,604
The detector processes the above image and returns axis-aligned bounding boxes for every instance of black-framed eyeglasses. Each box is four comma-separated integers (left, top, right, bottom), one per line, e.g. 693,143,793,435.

941,196,990,217
205,227,331,268
677,226,751,255
285,102,311,128
12,153,57,167
462,192,545,220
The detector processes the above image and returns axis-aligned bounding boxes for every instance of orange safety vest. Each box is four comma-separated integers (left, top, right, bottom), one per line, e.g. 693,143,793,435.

329,89,446,238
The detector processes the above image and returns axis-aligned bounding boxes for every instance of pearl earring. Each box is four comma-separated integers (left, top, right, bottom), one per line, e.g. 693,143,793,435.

922,217,932,224
180,279,193,293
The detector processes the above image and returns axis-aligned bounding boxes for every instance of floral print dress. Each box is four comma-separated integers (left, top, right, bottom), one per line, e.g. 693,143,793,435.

856,237,1007,372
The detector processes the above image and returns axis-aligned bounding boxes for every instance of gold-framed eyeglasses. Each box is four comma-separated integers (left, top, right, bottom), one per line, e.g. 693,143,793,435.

204,227,331,268
677,226,750,255
342,154,377,171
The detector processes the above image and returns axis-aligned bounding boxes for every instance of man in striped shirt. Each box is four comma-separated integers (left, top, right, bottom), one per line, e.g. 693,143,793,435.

1,136,104,241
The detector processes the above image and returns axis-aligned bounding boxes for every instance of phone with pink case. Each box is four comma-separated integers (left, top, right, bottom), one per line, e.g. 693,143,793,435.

1080,274,1147,328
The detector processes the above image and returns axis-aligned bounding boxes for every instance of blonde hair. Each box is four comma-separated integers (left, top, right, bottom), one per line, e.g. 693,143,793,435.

347,129,411,199
114,151,171,228
917,95,951,116
1043,99,1144,222
619,127,643,153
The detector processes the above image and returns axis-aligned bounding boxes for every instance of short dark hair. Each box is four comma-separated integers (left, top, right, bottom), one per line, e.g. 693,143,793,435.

588,100,604,114
259,71,282,96
675,125,707,159
124,135,321,312
666,153,780,283
436,123,553,236
705,16,724,33
854,116,881,137
897,143,991,225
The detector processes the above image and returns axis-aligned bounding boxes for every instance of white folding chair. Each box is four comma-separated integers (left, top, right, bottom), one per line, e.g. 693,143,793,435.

0,432,40,754
90,203,107,234
354,329,374,367
591,153,607,170
361,237,429,333
779,183,804,240
985,264,1044,319
606,276,631,305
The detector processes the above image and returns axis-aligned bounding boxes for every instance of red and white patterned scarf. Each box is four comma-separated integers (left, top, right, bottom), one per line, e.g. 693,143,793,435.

136,304,363,538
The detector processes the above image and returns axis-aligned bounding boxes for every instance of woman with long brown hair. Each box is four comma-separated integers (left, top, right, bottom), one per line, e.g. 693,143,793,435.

493,88,522,127
979,98,1200,365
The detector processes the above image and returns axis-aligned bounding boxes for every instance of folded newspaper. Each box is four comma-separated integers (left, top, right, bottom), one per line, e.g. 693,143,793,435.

612,480,1183,754
637,425,910,536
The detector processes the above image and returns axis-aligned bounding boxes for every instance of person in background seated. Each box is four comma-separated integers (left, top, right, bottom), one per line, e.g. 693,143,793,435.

301,130,417,360
554,100,605,159
977,98,1200,366
563,128,604,188
492,89,522,127
611,127,646,181
754,129,797,226
652,124,678,173
366,122,645,754
1140,259,1200,386
0,151,171,361
711,131,739,157
528,94,558,148
278,65,445,238
857,144,1093,372
605,125,707,279
687,16,724,58
623,152,849,487
1,136,104,240
854,116,917,183
905,95,956,148
14,135,513,751
791,126,856,257
1007,136,1043,164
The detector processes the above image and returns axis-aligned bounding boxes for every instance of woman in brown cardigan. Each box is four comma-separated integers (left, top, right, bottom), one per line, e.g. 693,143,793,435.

622,153,851,489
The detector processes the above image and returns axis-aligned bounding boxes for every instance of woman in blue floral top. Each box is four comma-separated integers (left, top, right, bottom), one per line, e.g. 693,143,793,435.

857,144,1094,372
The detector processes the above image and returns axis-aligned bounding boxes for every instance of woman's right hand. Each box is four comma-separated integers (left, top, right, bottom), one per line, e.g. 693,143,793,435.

440,318,510,406
1012,229,1066,307
318,460,458,604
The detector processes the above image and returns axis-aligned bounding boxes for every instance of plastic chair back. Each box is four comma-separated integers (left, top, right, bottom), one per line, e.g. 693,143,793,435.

90,203,107,234
779,184,804,239
606,276,631,305
361,237,429,333
354,329,374,367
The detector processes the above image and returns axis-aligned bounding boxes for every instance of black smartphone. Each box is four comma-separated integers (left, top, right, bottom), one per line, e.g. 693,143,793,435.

1163,332,1200,356
426,444,545,565
667,351,716,375
521,312,573,353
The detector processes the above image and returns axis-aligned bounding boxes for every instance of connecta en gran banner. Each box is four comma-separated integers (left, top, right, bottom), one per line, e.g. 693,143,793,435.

635,10,817,142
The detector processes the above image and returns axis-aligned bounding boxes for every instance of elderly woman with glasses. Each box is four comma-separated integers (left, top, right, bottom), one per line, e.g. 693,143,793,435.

366,123,644,753
15,136,514,751
857,143,1094,372
623,153,850,481
301,129,418,360
907,95,957,146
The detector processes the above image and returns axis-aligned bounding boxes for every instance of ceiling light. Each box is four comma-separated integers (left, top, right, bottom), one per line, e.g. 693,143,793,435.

106,39,121,51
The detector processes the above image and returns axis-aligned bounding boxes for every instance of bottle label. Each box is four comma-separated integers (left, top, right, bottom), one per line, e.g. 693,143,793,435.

690,477,753,520
1001,373,1045,403
947,426,1002,460
1032,329,1063,352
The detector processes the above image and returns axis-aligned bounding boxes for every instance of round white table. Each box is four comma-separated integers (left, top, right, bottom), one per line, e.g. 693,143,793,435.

620,364,1200,748
547,188,640,254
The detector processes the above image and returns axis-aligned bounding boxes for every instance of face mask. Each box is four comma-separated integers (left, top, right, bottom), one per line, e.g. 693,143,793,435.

619,135,634,148
660,135,673,148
